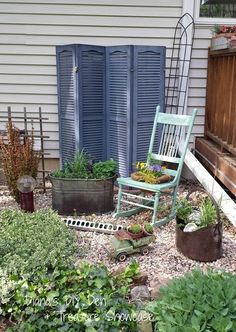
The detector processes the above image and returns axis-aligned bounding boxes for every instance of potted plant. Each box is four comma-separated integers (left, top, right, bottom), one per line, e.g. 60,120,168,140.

175,190,222,262
127,224,143,239
142,223,154,236
49,150,117,215
131,156,171,184
211,24,236,50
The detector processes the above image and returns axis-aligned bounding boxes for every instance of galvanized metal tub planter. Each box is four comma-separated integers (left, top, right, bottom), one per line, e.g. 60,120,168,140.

49,174,116,215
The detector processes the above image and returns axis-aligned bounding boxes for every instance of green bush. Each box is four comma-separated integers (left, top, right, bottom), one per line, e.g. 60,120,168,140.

0,209,78,277
147,269,236,332
0,262,139,332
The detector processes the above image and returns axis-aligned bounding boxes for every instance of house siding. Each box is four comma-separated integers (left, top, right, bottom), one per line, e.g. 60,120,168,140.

0,0,209,159
187,25,213,140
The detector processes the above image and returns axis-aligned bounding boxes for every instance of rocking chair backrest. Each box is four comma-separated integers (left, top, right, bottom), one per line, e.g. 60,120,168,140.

148,105,197,181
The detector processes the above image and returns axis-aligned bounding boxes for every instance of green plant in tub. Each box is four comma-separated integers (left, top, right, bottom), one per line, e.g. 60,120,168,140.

199,198,217,227
176,198,193,222
52,149,117,180
92,158,117,179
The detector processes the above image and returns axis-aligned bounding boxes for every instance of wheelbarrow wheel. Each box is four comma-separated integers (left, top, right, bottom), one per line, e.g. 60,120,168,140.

116,252,127,262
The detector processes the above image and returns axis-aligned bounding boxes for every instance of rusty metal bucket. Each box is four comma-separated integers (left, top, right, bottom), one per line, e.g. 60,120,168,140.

176,190,223,262
49,174,116,215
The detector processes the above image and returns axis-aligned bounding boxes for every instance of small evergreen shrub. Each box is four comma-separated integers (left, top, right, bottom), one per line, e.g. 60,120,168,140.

0,209,77,277
147,269,236,332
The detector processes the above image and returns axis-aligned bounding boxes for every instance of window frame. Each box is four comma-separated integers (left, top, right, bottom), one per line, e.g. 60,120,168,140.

194,0,236,24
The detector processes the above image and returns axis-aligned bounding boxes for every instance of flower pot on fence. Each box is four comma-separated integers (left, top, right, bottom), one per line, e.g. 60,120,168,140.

211,32,236,51
175,190,223,262
49,175,115,215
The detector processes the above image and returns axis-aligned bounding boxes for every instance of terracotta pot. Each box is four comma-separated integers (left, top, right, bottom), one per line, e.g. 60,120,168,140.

142,225,154,237
131,172,145,182
127,226,144,239
156,174,171,184
216,32,236,38
131,172,171,184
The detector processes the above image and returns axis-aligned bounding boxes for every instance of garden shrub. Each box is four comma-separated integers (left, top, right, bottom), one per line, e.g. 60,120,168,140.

0,120,40,202
147,269,236,332
0,262,139,332
0,209,77,277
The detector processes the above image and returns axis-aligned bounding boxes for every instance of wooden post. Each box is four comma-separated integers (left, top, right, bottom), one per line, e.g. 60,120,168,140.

39,107,46,193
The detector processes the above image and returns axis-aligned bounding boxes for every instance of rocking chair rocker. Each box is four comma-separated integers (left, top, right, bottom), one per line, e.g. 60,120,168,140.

114,105,197,226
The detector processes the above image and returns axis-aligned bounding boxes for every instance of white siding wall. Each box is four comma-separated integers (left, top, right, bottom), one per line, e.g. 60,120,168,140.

1,0,210,159
187,24,213,140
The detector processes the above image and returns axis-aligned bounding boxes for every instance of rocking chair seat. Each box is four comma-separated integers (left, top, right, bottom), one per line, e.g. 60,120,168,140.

117,176,176,192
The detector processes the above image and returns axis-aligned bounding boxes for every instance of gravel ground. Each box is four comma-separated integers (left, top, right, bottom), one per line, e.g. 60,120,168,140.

0,181,235,282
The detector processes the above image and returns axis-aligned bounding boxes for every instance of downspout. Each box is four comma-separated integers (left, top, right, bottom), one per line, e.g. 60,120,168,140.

180,0,236,227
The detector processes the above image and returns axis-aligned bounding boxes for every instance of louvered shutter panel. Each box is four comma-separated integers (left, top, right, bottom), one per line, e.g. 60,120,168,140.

132,46,166,163
106,46,132,177
56,45,77,166
77,45,106,161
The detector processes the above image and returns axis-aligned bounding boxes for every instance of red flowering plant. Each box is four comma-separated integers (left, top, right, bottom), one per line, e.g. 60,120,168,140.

213,24,236,36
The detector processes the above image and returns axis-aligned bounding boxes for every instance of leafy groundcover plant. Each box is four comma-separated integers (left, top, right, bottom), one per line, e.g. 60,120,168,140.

0,209,78,277
146,269,236,332
0,208,139,331
0,262,139,332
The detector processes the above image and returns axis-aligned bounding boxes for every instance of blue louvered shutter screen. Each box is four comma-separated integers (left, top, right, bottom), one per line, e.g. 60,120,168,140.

57,44,166,173
77,45,106,161
56,45,77,167
106,46,132,177
132,46,166,164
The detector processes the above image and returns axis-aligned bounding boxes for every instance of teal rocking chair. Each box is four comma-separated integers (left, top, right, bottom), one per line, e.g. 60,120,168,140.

114,105,197,226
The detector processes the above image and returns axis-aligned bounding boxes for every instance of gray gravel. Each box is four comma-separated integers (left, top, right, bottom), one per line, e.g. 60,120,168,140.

0,182,235,283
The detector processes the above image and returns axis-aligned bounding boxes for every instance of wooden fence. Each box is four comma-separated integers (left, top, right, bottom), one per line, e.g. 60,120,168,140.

205,48,236,156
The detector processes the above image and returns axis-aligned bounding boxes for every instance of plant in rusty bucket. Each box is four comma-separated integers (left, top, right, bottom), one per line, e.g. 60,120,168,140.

0,120,40,202
176,196,218,232
175,190,222,262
